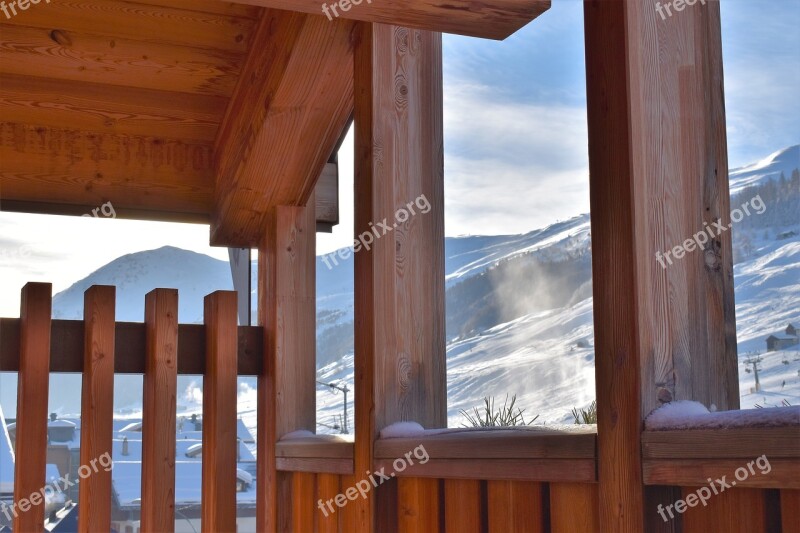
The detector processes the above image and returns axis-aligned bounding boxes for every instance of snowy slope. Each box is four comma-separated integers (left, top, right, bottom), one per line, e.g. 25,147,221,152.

3,146,796,433
729,144,799,195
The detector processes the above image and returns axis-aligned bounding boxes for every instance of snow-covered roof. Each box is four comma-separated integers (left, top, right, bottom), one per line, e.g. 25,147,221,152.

112,461,257,508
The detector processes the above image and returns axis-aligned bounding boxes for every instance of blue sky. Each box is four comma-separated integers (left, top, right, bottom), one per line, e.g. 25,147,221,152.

0,0,798,315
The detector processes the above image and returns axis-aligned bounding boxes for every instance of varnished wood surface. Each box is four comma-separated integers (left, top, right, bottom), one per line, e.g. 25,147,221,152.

77,286,116,532
212,10,354,246
257,196,317,533
202,291,239,532
141,288,178,532
0,318,264,375
353,22,446,531
223,0,551,40
12,283,52,532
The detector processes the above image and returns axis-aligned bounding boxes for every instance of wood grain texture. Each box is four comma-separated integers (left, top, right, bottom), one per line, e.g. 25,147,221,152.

643,459,800,489
257,196,317,533
202,291,239,533
353,22,446,531
315,162,340,231
375,458,597,483
276,438,354,459
487,481,544,533
0,122,214,218
374,427,596,459
398,477,441,533
12,282,52,532
444,479,482,533
681,487,767,533
141,288,179,532
212,9,355,246
584,0,735,530
549,483,600,533
1,0,257,53
317,473,341,533
291,472,317,533
0,74,228,142
0,25,243,97
0,318,263,375
277,457,354,475
642,427,800,459
222,0,551,40
781,490,800,533
77,285,115,533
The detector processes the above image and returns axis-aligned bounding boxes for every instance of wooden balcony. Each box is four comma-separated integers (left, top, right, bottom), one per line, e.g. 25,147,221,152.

2,0,799,531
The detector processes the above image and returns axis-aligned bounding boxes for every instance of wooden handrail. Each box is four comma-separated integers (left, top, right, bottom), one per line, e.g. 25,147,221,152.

0,318,263,375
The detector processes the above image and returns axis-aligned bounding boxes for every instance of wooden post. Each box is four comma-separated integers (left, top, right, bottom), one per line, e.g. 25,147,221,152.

78,285,116,532
13,282,51,532
256,194,317,533
202,291,239,533
584,0,737,530
141,288,178,532
353,22,447,530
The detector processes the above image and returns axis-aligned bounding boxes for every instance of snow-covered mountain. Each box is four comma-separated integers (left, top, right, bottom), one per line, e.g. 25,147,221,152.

10,145,799,431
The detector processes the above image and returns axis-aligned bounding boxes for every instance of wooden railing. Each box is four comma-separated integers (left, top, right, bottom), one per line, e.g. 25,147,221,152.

2,282,799,532
0,282,261,532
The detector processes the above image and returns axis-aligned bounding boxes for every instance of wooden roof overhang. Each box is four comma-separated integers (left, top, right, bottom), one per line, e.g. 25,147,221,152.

0,0,550,247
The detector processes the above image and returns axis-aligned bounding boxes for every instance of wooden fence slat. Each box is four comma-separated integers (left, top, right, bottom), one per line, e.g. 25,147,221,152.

202,291,239,533
781,489,800,533
317,473,341,533
78,285,116,532
487,480,545,533
444,479,482,533
681,487,767,533
12,282,52,532
398,477,441,533
141,288,178,532
549,482,600,533
292,472,317,533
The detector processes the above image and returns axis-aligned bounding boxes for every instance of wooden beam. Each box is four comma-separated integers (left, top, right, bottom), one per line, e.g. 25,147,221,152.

212,10,354,247
584,0,736,530
78,286,116,533
0,318,264,375
0,122,215,220
202,291,239,533
222,0,551,40
141,289,179,532
0,25,243,98
12,282,51,532
353,21,446,531
257,196,317,532
643,459,800,489
0,0,257,53
0,74,228,142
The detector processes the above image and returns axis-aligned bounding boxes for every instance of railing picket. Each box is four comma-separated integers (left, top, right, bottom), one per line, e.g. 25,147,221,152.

13,282,52,532
78,285,116,532
202,291,239,532
141,288,178,532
